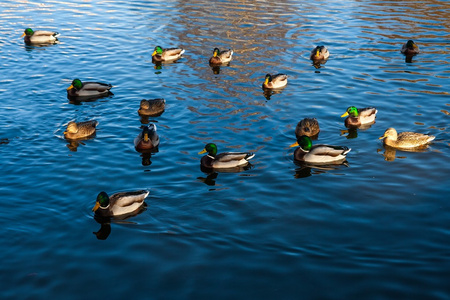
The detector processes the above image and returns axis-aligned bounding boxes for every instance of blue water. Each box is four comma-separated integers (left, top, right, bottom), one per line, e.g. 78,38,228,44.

1,0,449,299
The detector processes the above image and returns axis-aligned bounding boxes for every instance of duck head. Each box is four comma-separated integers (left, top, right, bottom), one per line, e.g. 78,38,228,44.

92,191,110,212
341,106,359,118
199,143,218,157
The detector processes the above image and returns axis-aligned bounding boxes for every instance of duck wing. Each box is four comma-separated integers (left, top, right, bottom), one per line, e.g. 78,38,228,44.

76,120,98,136
110,190,149,207
81,82,112,92
309,144,351,157
163,48,185,59
219,49,233,62
148,124,160,147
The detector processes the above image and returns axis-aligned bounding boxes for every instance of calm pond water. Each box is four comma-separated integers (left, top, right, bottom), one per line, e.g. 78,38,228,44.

1,0,449,299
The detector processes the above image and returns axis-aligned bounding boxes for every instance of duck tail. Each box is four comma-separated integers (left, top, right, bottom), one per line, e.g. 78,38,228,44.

246,153,255,160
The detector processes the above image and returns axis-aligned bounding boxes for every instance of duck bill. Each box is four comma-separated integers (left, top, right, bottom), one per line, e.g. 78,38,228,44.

315,49,320,58
144,133,149,142
198,149,207,154
92,201,100,212
67,84,74,90
264,78,269,85
289,141,299,148
341,112,349,118
378,135,386,140
21,33,26,37
151,50,157,56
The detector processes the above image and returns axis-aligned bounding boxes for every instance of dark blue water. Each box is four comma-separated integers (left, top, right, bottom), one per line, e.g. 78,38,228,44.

1,0,449,299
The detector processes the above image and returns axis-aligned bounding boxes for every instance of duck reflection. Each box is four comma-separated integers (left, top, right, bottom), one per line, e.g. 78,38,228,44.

65,137,95,152
198,163,254,186
294,161,349,179
68,92,113,103
24,43,58,52
340,122,376,139
378,144,429,162
92,205,147,240
262,88,284,100
138,149,158,166
312,60,327,71
404,55,415,63
340,128,358,139
210,65,222,75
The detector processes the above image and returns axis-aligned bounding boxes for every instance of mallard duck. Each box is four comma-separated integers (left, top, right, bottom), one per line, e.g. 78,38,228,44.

401,40,419,55
209,48,234,65
134,124,160,151
262,74,288,89
310,45,330,61
21,28,59,44
379,127,435,149
137,99,166,116
67,78,112,99
290,135,351,164
64,120,98,140
295,118,320,138
152,45,185,62
340,106,378,127
92,190,149,217
198,143,255,169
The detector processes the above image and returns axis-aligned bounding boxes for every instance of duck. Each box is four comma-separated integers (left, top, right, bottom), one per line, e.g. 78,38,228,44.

21,28,59,44
92,190,149,217
137,99,166,116
152,45,185,62
134,124,160,151
310,45,330,61
295,118,320,138
290,135,351,164
262,74,288,89
209,48,234,65
64,120,98,140
401,40,419,56
198,143,255,169
340,106,378,128
379,127,435,149
67,78,112,99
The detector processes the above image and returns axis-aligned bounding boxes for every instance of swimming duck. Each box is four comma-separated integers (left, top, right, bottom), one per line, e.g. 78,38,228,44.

137,99,166,116
67,78,112,99
295,118,320,138
134,124,160,151
401,40,419,56
198,143,255,169
21,28,59,44
209,48,234,65
64,120,98,140
290,135,351,164
152,45,185,62
310,45,330,61
262,74,288,89
92,190,149,217
340,106,378,128
379,128,435,149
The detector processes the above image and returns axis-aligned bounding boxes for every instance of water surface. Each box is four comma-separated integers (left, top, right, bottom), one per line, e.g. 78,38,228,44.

1,0,449,299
